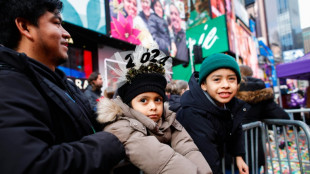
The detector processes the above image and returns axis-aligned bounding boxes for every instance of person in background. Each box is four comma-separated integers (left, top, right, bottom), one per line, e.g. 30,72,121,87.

167,80,189,113
84,72,103,112
96,48,212,174
0,0,125,173
177,53,249,174
230,65,290,173
148,0,171,55
169,3,188,62
133,0,158,48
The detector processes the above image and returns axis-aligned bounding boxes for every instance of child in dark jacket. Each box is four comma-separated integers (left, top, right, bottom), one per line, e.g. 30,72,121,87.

177,53,250,174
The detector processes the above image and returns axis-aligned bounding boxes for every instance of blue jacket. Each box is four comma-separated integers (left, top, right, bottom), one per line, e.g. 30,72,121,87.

0,46,125,174
177,72,250,174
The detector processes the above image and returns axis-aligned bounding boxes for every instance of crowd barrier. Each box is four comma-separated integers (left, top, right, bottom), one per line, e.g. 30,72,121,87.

224,119,310,174
263,119,310,174
285,108,310,123
111,119,310,174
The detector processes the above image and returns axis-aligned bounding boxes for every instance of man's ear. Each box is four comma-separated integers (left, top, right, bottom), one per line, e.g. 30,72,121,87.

15,17,33,40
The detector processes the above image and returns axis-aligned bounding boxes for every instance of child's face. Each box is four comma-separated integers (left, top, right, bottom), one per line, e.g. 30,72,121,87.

200,68,238,107
131,92,163,122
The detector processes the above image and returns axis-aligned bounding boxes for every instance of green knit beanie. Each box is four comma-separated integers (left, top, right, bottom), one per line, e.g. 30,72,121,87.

198,53,241,85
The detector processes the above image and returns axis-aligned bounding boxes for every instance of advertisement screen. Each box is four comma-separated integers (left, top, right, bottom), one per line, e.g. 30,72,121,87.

62,0,107,34
109,0,188,62
210,0,225,18
185,0,211,29
186,15,229,58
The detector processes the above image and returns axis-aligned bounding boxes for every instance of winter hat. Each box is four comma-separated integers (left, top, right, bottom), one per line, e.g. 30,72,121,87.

118,73,167,104
108,46,172,104
198,53,241,85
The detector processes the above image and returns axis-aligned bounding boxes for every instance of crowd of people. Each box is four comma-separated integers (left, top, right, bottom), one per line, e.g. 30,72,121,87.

0,0,307,174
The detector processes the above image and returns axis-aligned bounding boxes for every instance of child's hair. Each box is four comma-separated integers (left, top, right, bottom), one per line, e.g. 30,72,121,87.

166,80,188,95
0,0,63,49
198,53,241,85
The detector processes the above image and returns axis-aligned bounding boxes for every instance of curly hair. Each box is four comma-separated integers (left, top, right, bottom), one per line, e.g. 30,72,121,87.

0,0,63,49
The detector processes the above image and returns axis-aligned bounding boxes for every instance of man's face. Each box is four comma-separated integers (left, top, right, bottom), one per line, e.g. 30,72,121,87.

31,11,71,68
141,0,151,17
93,74,103,89
170,5,181,32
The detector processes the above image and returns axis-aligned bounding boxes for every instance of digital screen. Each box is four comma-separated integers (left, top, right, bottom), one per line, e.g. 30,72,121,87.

62,0,107,35
109,0,188,62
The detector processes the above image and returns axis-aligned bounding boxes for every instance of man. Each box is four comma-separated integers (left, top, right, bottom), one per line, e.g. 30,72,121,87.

84,72,103,111
169,3,188,62
0,0,125,173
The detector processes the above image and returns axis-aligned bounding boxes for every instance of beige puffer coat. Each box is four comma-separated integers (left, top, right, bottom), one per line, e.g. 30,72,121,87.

97,97,212,174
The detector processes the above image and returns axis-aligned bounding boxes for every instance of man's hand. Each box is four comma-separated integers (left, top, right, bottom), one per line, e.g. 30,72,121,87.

236,156,249,174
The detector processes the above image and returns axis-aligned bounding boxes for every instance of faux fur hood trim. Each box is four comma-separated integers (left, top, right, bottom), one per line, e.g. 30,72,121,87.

96,97,122,123
236,88,274,104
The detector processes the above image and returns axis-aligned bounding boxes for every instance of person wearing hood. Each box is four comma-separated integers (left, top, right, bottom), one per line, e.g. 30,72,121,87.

96,48,212,174
177,53,250,174
237,65,290,123
234,65,290,172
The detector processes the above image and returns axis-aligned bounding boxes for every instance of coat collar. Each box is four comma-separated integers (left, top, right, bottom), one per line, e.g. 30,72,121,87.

97,97,182,134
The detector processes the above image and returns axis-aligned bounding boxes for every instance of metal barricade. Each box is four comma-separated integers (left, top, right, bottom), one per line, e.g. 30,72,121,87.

263,119,310,174
225,119,310,174
223,121,267,174
285,108,310,123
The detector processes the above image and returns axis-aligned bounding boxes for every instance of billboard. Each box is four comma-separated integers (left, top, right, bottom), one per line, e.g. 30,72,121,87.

62,0,107,34
172,15,229,81
185,0,211,29
210,0,225,18
109,0,188,62
186,15,229,58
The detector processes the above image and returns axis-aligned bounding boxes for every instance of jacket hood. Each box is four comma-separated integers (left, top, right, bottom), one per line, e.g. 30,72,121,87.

236,88,274,104
97,97,178,132
168,94,181,112
237,76,273,104
181,72,249,122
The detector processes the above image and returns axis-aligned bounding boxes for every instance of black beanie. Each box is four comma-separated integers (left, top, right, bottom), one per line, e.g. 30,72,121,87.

117,73,167,104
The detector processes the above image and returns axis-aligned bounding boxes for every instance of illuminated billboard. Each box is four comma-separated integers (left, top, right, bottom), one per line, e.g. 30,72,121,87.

186,15,229,57
109,0,188,62
62,0,107,34
185,0,211,29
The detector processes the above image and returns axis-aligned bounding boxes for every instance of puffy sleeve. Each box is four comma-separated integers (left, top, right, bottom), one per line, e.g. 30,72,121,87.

104,119,200,174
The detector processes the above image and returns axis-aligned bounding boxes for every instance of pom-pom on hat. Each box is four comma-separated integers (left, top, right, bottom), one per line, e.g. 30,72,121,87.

198,53,241,85
107,46,172,104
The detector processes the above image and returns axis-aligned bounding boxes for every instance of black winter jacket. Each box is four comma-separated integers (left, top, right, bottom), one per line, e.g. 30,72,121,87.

168,94,182,113
237,76,290,123
148,13,171,55
177,72,250,174
0,46,125,174
235,76,289,168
